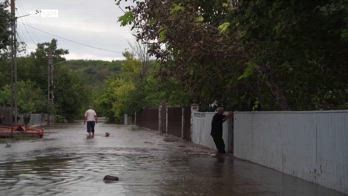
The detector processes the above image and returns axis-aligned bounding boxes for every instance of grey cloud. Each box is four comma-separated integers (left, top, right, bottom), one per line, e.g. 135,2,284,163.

16,0,134,60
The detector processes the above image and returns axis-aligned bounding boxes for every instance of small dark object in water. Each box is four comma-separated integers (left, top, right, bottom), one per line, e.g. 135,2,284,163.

105,132,110,137
103,175,119,183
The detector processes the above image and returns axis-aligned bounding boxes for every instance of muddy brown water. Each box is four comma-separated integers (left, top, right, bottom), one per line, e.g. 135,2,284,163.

0,123,346,196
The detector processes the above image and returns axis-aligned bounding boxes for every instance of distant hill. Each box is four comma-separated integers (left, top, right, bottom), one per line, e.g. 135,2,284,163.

65,59,124,89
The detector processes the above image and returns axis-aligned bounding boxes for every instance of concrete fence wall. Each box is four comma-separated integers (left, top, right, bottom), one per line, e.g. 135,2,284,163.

166,107,182,137
135,108,159,131
191,112,233,152
18,113,48,126
234,110,348,194
0,106,49,126
0,107,12,124
135,106,191,140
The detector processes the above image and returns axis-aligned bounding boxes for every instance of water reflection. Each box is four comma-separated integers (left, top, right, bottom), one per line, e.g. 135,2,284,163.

0,156,73,195
0,123,346,196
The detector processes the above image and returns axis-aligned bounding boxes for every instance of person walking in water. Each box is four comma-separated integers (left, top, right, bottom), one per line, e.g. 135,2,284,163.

211,106,229,155
84,106,97,138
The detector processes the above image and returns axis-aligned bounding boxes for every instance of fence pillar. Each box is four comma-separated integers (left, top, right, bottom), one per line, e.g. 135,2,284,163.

158,103,166,134
189,104,199,141
124,114,128,125
181,107,184,139
158,105,161,133
165,106,168,134
191,104,199,112
134,111,137,125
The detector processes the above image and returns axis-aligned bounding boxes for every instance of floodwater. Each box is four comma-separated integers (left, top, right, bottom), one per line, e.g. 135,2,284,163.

0,123,346,196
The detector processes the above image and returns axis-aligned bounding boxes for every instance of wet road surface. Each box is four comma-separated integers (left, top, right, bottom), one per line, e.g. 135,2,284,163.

0,123,346,196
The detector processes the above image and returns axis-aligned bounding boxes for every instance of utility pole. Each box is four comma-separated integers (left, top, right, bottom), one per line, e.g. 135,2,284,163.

10,0,18,125
47,49,53,124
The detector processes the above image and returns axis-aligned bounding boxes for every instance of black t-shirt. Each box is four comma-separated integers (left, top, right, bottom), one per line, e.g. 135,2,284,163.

211,113,225,137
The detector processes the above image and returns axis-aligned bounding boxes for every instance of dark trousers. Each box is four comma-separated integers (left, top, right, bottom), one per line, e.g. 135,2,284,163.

87,121,95,133
212,135,225,153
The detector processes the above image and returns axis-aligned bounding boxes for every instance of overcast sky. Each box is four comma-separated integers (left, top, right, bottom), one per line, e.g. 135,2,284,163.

15,0,134,61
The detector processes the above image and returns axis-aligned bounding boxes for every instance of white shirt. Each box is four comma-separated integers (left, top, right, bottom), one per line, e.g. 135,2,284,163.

85,109,97,121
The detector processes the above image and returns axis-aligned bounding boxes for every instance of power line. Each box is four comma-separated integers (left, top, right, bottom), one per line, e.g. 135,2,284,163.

14,0,123,56
21,23,38,45
20,22,120,54
15,31,23,43
15,1,39,46
14,0,41,57
16,31,33,56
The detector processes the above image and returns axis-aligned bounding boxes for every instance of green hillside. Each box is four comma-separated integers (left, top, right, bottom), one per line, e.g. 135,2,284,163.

65,60,123,90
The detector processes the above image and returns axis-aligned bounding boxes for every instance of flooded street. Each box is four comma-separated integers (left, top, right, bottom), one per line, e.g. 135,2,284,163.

0,123,345,196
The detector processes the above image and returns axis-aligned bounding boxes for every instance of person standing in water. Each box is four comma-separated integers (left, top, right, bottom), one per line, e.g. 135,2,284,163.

84,106,97,138
211,106,229,154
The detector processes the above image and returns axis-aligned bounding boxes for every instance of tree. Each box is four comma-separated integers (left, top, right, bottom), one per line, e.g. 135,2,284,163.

228,1,348,110
14,40,89,121
97,48,189,122
117,0,252,109
54,65,88,121
0,0,13,88
0,0,11,54
0,80,45,113
26,39,68,92
117,0,348,111
97,52,140,121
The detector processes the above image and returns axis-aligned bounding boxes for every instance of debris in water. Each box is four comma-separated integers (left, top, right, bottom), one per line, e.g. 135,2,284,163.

103,175,119,183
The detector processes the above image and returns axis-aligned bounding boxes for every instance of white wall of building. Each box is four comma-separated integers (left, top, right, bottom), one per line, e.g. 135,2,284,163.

234,110,348,194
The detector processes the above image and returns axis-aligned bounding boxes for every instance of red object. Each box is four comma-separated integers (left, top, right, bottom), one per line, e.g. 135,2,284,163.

0,125,44,138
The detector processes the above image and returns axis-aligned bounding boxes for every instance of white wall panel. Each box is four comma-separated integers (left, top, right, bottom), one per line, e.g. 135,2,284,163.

234,111,348,194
